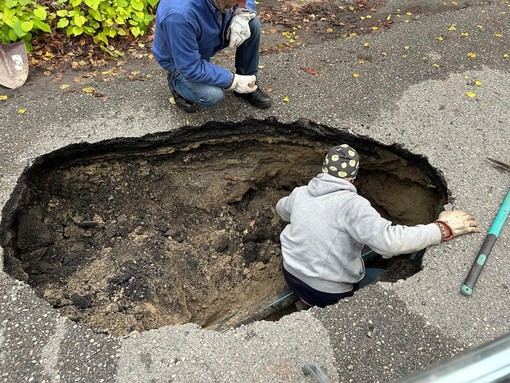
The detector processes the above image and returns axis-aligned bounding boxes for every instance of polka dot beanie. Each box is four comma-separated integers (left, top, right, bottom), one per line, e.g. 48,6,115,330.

322,144,360,179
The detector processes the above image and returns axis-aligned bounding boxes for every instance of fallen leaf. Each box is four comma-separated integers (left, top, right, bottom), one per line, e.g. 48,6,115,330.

83,86,96,93
495,33,503,38
0,95,7,101
302,67,318,75
437,36,445,41
18,108,26,114
447,24,457,31
467,52,477,58
352,73,360,78
283,96,289,102
475,80,482,86
467,91,476,98
60,84,70,90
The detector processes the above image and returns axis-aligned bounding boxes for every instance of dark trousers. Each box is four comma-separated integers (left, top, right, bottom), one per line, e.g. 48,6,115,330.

282,266,359,308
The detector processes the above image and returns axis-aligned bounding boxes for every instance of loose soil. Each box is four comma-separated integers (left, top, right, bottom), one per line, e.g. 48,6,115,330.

2,124,445,336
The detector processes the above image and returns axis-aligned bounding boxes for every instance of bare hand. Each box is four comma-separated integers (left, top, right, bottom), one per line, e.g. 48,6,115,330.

437,210,480,239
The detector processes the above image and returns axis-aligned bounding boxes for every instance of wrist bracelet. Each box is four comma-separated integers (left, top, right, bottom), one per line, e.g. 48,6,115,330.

435,222,445,242
434,220,454,242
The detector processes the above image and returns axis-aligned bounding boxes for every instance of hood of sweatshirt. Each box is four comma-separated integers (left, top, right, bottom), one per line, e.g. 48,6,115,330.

307,173,357,197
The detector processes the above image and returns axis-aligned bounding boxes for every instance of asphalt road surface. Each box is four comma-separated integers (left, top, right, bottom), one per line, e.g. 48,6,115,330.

0,0,509,382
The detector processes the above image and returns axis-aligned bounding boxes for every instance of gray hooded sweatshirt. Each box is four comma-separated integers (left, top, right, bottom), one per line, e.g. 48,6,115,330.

276,173,442,294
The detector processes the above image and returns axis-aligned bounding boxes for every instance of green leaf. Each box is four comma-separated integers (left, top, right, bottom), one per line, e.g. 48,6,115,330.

131,0,144,11
57,18,69,28
88,9,103,21
84,0,100,10
72,25,83,35
3,10,18,27
74,14,86,27
4,0,18,8
147,0,158,7
33,19,52,33
8,28,18,41
33,7,47,20
117,0,129,7
70,0,82,7
12,21,27,38
130,26,140,37
95,32,108,45
56,10,68,17
83,25,95,34
21,21,33,33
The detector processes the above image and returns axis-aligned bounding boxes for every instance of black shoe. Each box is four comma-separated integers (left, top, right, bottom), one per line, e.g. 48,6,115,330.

167,73,199,113
234,87,272,109
170,87,200,113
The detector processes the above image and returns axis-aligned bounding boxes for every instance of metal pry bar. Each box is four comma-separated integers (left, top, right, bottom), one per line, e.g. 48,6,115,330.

302,362,333,383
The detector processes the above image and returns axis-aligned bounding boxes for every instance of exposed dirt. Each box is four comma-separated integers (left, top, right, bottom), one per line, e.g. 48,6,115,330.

2,125,445,336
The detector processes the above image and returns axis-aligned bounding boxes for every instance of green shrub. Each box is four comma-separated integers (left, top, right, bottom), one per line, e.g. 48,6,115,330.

0,0,52,50
0,0,158,52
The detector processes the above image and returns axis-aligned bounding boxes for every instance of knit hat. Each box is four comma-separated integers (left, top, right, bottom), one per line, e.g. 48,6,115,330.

321,144,360,179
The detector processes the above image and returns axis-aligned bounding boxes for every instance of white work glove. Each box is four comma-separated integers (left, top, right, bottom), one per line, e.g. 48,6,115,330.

227,74,257,93
436,210,480,241
227,8,256,48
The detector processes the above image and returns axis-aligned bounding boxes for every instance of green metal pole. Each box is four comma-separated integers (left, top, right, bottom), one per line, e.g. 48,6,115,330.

461,190,510,296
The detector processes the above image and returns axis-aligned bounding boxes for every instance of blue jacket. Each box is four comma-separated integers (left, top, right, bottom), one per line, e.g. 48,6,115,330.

152,0,256,88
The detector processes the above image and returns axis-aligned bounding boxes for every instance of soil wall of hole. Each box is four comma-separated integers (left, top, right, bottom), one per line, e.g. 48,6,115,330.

0,118,447,335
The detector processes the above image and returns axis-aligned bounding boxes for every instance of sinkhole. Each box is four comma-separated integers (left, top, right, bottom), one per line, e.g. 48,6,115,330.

0,119,447,336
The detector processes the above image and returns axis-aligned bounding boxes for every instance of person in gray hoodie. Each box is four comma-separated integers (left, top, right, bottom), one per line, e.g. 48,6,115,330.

276,144,480,307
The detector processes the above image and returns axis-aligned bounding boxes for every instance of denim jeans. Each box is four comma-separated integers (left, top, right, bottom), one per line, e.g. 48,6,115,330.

168,17,261,107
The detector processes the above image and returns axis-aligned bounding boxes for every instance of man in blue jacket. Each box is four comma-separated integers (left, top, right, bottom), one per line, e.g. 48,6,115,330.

152,0,272,113
277,144,480,307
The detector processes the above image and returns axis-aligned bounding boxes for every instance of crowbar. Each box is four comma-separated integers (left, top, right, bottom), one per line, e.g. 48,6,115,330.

302,362,333,383
460,158,510,296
